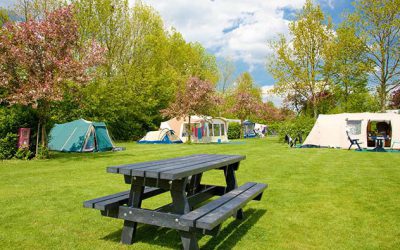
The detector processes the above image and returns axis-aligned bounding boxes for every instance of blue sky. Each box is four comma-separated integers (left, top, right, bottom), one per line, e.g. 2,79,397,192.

1,0,355,104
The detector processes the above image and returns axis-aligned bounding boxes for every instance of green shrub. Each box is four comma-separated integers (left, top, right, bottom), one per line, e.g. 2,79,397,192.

266,122,280,136
228,122,241,139
275,116,315,142
14,147,33,160
36,145,50,159
0,105,37,139
0,133,18,160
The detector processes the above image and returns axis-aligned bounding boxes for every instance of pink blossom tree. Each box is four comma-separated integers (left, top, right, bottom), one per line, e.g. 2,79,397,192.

161,76,220,142
0,5,104,155
229,72,262,137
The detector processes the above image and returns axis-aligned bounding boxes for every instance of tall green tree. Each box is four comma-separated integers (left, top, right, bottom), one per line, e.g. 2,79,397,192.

268,0,333,118
350,0,400,111
73,0,132,77
325,24,372,112
61,1,219,140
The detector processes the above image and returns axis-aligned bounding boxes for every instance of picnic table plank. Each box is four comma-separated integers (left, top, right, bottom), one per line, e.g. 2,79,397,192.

107,154,245,181
144,155,231,178
83,190,129,208
94,187,164,210
125,155,231,178
195,183,267,230
107,154,208,173
130,154,226,177
179,182,256,227
160,155,245,180
126,155,217,176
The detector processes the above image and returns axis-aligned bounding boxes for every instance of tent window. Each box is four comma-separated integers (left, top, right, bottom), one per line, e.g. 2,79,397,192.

208,123,213,136
221,124,225,136
347,120,362,135
214,124,221,136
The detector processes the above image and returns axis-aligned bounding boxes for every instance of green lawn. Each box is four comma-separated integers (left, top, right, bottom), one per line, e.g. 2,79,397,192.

1,138,399,249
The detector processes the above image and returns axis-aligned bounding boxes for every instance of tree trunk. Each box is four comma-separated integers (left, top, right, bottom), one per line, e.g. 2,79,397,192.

240,119,243,139
37,101,49,156
41,120,47,148
187,115,191,143
344,83,348,112
379,84,387,112
313,95,318,119
35,120,40,156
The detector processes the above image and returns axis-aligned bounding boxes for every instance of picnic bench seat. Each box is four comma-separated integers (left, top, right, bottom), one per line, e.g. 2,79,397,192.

84,187,165,217
180,182,267,231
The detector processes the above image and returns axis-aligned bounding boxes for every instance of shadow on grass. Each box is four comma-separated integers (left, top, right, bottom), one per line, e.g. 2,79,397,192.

101,208,267,249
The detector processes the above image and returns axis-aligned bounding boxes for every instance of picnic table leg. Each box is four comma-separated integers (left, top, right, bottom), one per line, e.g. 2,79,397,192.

224,163,244,219
187,173,203,196
171,178,199,250
121,177,144,245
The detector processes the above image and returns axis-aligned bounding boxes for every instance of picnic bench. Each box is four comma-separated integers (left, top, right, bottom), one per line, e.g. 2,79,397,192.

84,154,267,250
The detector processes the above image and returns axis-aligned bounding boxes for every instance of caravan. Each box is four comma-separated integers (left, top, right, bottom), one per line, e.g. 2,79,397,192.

160,116,229,143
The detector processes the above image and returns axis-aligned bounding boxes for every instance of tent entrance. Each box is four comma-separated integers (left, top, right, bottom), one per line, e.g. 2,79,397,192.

83,126,97,152
367,120,392,147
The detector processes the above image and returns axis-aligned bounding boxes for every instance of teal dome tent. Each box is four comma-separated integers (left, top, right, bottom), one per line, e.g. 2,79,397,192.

48,119,114,152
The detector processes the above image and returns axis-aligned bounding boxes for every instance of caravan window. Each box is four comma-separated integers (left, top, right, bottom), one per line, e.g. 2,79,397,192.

208,123,213,136
347,120,362,135
214,124,221,136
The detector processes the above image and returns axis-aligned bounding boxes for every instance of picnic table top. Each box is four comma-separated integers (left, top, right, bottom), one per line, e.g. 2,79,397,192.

107,154,246,180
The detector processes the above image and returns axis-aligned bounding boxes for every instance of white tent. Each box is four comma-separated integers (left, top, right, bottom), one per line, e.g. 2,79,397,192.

254,123,268,137
303,113,400,149
138,129,182,144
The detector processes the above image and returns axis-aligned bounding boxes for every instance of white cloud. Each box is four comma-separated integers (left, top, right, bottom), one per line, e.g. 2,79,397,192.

327,0,335,9
135,0,306,69
261,85,283,107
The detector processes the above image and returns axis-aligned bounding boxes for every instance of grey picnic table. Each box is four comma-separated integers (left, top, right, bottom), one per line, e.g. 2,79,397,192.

84,154,267,250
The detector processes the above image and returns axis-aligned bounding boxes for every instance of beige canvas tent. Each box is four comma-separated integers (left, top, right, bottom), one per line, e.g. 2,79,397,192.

160,116,229,143
138,129,182,144
303,113,400,149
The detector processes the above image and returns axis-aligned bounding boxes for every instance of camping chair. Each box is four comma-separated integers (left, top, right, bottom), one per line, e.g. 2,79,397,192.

346,131,362,151
284,134,293,147
294,133,303,145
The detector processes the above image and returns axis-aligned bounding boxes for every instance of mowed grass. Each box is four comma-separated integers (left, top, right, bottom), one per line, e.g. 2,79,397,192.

1,138,400,250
